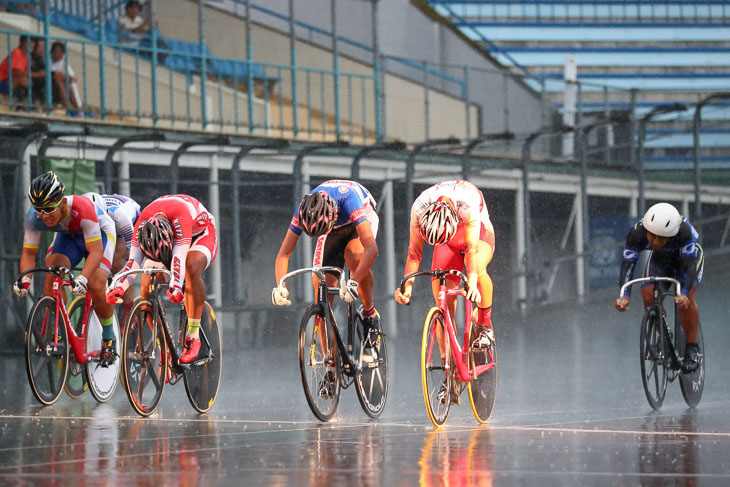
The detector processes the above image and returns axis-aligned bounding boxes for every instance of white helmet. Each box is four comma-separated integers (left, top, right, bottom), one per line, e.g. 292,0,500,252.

643,202,681,237
418,200,459,245
83,192,107,213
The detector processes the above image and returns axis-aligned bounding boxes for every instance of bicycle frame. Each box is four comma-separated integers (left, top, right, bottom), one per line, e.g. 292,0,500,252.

111,268,214,371
620,276,683,367
20,266,92,364
402,269,495,383
278,266,362,378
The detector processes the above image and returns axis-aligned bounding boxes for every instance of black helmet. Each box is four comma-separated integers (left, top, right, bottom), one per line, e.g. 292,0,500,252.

29,171,65,208
137,216,174,267
298,190,337,237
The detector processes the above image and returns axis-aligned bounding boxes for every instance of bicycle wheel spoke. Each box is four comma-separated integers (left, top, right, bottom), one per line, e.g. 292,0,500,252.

299,305,340,422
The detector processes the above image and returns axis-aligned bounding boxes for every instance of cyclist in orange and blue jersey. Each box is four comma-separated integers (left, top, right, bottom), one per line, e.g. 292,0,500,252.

615,202,703,372
273,180,380,333
395,180,496,350
13,171,118,366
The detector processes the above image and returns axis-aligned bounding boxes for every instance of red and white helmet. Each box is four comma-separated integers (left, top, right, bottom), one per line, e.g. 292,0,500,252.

418,200,459,245
643,202,681,237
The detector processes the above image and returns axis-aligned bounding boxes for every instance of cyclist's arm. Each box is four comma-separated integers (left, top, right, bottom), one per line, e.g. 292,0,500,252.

274,229,300,285
81,238,104,280
19,246,38,275
401,216,425,290
351,220,378,284
20,223,42,274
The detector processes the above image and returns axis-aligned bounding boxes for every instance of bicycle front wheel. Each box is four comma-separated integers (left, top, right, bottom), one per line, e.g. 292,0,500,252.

354,315,388,418
421,307,451,427
25,296,69,405
680,321,705,408
85,311,121,403
467,318,497,424
299,304,341,422
183,302,222,413
640,308,668,410
123,299,167,416
64,296,88,399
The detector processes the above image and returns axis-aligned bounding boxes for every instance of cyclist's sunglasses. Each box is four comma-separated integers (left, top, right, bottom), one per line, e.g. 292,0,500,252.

34,199,63,214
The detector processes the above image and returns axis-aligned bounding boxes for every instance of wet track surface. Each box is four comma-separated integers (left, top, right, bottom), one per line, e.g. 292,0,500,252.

2,313,730,487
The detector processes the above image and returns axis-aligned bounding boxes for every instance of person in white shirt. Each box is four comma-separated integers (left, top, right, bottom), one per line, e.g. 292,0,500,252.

50,42,82,111
116,0,152,46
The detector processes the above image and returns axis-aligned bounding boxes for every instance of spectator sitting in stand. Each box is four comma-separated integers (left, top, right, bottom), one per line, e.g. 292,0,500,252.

116,0,168,62
50,42,83,111
30,36,49,106
0,35,33,101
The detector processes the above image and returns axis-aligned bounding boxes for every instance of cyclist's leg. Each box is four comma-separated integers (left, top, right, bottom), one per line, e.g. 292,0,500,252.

679,285,699,343
87,232,115,342
43,234,78,301
312,229,344,358
472,227,496,347
180,225,217,363
344,209,379,311
430,244,462,359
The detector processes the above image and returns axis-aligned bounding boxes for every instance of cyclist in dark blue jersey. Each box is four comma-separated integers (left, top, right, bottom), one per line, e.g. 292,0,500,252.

615,202,703,372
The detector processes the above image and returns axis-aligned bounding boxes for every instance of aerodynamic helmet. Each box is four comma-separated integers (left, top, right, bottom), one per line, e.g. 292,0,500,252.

137,216,174,266
643,202,681,237
28,171,65,208
298,190,337,237
83,192,107,213
418,200,459,245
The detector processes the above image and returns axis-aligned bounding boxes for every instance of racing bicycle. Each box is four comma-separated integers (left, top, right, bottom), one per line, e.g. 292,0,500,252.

619,276,704,410
398,269,497,427
16,266,120,405
278,266,388,421
111,267,222,416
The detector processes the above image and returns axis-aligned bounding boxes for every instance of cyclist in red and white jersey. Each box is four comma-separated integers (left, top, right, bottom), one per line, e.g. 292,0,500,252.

273,180,381,338
14,172,118,365
395,180,496,349
106,194,218,363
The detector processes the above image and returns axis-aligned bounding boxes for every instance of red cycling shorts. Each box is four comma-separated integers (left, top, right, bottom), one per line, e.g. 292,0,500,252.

432,222,495,284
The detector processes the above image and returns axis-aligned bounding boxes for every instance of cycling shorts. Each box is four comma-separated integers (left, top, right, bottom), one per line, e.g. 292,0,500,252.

189,217,218,270
47,231,114,273
312,211,379,269
642,247,703,292
432,222,495,284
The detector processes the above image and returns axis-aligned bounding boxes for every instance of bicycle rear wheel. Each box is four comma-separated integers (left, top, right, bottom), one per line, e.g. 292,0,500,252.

467,318,497,424
64,296,88,399
123,299,167,416
680,322,705,408
25,296,69,405
183,302,222,413
640,308,668,410
421,307,452,427
85,310,121,403
299,304,341,422
354,315,388,418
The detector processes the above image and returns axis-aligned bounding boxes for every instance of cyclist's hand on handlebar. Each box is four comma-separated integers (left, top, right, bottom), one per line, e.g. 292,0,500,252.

615,296,629,311
167,287,184,304
465,273,482,304
394,285,411,305
675,294,690,310
106,286,124,304
71,275,88,296
340,279,360,303
271,286,291,306
12,276,31,297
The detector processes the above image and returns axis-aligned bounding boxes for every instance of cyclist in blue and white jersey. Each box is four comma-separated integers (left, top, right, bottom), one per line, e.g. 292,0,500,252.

84,192,141,322
273,180,381,336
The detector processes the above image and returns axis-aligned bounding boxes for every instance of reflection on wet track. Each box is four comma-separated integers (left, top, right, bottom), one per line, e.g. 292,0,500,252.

1,337,730,486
